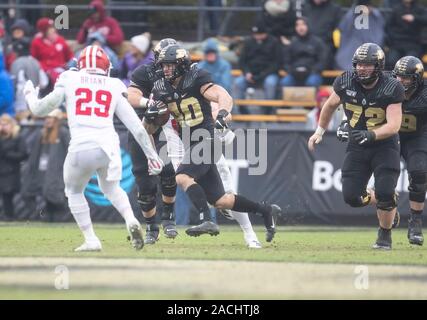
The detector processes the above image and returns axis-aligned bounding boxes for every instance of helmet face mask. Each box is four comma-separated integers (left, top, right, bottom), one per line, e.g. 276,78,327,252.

392,56,424,96
352,43,385,85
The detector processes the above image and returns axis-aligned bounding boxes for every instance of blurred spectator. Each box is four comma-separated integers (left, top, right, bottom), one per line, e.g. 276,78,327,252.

263,0,297,45
31,18,73,86
334,0,385,71
5,19,32,70
306,88,343,130
234,21,281,114
73,31,120,74
385,0,427,68
0,51,14,116
120,34,153,86
280,17,326,87
302,0,342,69
0,114,28,220
198,38,232,93
22,110,70,222
10,37,48,121
77,0,124,49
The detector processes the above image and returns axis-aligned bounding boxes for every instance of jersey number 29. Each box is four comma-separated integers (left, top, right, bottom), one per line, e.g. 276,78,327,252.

75,88,112,118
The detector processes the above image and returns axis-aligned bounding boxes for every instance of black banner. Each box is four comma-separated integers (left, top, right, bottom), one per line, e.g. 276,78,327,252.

3,125,412,224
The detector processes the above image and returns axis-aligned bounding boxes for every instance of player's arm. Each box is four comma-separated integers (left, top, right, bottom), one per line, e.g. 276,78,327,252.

308,91,341,151
372,103,402,140
201,83,233,129
127,85,149,109
115,95,163,175
24,80,65,117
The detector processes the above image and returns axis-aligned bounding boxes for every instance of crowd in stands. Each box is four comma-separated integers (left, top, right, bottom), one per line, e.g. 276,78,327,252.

1,0,427,119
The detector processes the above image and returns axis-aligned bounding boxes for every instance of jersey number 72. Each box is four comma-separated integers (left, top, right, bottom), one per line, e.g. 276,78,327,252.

75,88,112,118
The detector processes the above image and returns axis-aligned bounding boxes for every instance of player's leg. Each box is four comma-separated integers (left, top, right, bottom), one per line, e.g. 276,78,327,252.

64,150,102,252
96,161,144,250
341,151,373,209
372,146,401,250
159,162,178,238
129,134,160,245
175,141,220,236
405,142,427,245
196,165,281,242
156,130,178,238
216,154,261,248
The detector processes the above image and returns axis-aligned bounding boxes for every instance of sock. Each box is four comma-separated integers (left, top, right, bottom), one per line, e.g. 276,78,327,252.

231,211,256,237
186,184,212,222
410,208,423,219
144,214,159,231
102,183,137,225
232,195,270,216
68,193,98,242
161,201,175,221
380,226,392,232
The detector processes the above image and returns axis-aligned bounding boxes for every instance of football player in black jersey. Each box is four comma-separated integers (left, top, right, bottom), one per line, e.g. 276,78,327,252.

126,38,178,244
393,56,426,246
151,44,281,241
308,43,405,250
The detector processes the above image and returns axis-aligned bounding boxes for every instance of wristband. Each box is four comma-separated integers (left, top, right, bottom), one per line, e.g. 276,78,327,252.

140,97,149,108
315,126,326,136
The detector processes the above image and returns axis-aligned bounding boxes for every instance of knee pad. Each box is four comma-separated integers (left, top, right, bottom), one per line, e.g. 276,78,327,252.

409,171,427,194
376,193,398,211
344,192,371,208
161,175,177,197
137,193,156,212
136,175,158,196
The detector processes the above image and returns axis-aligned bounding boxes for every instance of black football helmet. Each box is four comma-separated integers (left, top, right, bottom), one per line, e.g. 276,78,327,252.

352,43,385,85
153,38,177,61
157,44,191,82
392,56,424,95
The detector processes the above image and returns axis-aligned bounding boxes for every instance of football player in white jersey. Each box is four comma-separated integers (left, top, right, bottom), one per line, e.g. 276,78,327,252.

24,45,164,252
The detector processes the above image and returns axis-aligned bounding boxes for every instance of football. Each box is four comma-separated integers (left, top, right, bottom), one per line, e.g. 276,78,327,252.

153,107,170,126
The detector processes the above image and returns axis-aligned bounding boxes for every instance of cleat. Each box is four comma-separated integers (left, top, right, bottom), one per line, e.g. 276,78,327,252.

185,221,220,237
246,239,262,249
162,220,178,239
128,222,144,250
144,228,160,245
262,203,281,242
245,233,262,248
74,239,102,252
372,228,392,250
408,214,424,246
392,211,400,229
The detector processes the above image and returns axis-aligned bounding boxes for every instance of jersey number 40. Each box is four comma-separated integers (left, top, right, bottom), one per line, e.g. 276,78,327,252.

75,88,112,118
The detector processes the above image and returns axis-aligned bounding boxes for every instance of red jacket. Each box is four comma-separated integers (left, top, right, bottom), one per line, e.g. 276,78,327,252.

30,33,73,71
76,0,124,48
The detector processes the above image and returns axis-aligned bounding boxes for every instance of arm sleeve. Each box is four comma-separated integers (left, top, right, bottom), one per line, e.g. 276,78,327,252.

115,94,159,159
385,82,405,106
28,73,67,116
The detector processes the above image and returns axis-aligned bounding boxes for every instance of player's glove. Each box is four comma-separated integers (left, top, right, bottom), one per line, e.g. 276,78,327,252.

23,80,40,111
215,109,230,130
144,100,168,123
147,156,164,176
351,130,376,145
336,120,350,142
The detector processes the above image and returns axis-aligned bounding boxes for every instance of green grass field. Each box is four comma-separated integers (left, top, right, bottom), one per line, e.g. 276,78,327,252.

0,222,427,299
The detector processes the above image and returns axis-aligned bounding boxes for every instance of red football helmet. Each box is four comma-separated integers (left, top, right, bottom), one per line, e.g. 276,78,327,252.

78,45,111,75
